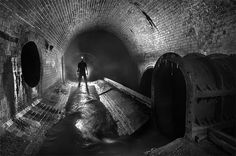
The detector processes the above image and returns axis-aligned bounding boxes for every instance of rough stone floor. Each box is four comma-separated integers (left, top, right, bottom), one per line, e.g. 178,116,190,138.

1,81,70,156
0,80,169,156
0,80,230,156
37,80,169,156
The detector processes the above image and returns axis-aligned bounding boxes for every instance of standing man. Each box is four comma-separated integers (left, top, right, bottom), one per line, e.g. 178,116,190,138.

77,56,89,93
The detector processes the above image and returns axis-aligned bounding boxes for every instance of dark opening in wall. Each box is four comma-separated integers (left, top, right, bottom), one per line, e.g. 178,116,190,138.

139,67,153,98
64,27,140,90
152,60,186,140
21,41,41,88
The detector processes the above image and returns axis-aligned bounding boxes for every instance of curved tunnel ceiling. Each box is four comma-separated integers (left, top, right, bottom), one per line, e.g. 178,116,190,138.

1,0,159,54
1,0,235,64
64,28,140,90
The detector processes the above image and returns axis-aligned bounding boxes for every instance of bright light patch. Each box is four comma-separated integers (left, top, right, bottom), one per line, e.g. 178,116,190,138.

74,119,92,139
87,66,92,79
67,81,78,87
75,119,84,131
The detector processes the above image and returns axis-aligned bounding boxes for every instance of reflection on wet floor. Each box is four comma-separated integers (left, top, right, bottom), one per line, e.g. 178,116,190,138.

66,83,99,113
37,81,170,156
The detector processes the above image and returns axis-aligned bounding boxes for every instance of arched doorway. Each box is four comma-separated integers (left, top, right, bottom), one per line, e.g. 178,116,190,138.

152,53,186,140
21,41,41,88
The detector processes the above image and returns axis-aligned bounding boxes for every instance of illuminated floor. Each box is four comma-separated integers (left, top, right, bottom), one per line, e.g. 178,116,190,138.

1,80,227,156
37,81,170,156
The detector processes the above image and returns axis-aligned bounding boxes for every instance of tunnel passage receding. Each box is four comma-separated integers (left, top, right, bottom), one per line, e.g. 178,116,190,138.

140,67,153,98
21,41,41,88
64,27,140,90
152,56,186,140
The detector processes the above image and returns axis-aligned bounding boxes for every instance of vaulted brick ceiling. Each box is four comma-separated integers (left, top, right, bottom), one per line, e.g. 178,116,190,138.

1,0,162,54
1,0,235,62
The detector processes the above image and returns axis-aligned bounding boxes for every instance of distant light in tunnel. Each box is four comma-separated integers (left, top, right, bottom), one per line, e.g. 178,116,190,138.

64,28,140,90
87,66,92,80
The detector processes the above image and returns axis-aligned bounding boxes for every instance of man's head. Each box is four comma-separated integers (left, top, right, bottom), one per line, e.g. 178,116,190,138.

81,56,84,62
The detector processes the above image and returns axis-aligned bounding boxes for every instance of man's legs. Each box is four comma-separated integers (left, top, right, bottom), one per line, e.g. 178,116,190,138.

78,74,89,93
78,74,82,88
84,75,89,94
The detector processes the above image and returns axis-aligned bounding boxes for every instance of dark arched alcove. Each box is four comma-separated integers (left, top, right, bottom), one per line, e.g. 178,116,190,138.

64,27,140,90
152,58,186,140
139,67,153,98
21,41,41,88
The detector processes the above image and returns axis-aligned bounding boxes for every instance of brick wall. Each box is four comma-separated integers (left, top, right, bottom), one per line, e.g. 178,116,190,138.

132,0,236,74
0,4,62,134
0,6,20,132
0,0,235,131
1,0,235,77
41,47,62,91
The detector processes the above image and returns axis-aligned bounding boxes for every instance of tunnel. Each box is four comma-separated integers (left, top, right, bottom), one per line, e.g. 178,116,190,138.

139,67,154,98
21,41,41,88
152,54,186,139
64,27,140,90
0,0,236,156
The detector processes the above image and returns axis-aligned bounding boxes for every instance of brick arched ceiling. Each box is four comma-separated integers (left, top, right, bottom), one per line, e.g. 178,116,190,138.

0,0,160,55
1,0,235,66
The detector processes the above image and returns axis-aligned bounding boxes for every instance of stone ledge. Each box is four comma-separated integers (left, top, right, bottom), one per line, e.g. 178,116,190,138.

104,77,151,108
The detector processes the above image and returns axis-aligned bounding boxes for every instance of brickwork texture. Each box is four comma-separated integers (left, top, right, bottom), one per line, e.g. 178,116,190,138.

0,0,235,134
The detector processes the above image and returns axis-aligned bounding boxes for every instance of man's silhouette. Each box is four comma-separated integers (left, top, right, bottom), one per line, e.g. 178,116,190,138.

77,57,89,93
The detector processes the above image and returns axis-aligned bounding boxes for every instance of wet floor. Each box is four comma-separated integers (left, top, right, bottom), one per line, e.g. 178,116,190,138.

37,82,171,156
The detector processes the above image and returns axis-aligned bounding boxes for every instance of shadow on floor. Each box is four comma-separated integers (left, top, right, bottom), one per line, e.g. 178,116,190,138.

37,84,170,156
